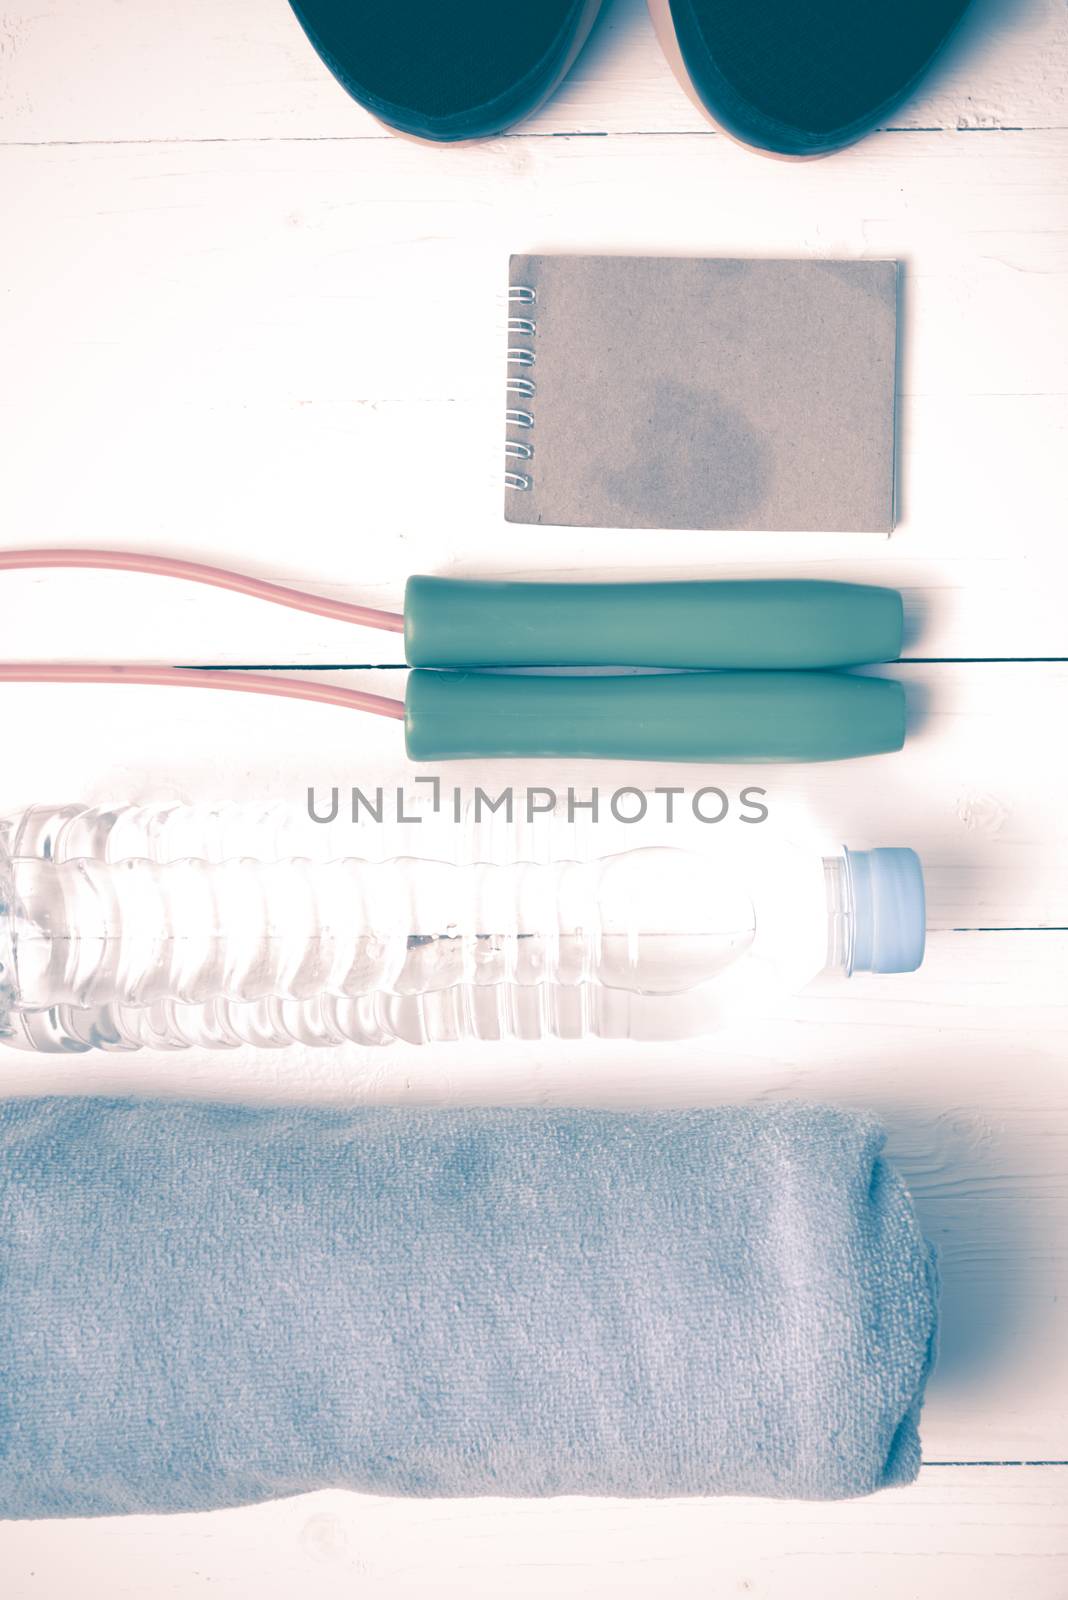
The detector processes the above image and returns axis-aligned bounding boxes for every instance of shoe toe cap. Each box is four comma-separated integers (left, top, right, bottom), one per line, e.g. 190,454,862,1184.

674,0,972,153
289,0,593,141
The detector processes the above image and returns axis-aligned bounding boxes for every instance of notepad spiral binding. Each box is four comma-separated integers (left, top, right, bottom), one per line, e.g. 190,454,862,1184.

505,285,536,491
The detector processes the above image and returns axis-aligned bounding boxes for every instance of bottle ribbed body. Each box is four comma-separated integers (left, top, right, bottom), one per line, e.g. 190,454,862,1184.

8,984,671,1052
11,855,603,1006
0,802,844,1052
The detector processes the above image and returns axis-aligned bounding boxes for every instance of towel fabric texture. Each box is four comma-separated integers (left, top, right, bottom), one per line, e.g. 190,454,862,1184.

0,1098,938,1517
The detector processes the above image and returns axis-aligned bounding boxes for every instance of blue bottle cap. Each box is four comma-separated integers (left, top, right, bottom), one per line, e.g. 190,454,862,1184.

846,848,926,974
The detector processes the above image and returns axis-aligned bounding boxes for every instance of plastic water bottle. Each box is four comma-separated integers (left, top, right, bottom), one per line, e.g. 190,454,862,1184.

0,801,925,1051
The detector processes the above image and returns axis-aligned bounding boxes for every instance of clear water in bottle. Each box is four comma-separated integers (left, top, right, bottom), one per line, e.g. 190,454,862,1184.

0,800,925,1051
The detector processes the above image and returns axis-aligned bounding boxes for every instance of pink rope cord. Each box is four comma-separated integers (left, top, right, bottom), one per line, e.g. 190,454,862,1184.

0,663,406,720
0,548,406,633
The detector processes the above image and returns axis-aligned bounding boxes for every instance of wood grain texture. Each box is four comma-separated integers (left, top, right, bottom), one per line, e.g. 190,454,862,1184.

0,1468,1065,1600
0,0,1065,1583
1,0,1065,142
2,928,1064,1464
0,662,1062,928
1,131,1064,660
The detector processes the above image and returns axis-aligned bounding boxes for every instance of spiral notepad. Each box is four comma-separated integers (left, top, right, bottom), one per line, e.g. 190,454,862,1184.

504,255,898,532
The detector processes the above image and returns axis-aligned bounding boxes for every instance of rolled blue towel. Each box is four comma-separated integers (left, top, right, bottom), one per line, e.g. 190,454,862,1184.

0,1098,937,1517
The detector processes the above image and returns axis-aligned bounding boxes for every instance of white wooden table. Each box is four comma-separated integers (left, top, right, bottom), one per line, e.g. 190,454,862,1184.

1,0,1066,1591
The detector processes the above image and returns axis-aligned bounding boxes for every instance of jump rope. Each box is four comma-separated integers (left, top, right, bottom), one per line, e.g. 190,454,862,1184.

0,550,906,762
